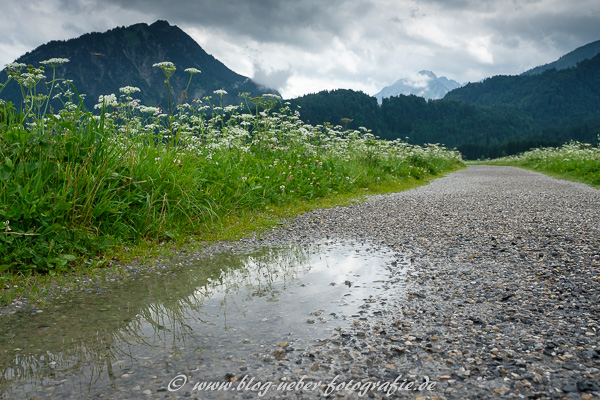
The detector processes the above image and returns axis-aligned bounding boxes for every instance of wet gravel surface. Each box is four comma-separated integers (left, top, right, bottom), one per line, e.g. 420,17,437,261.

200,165,600,399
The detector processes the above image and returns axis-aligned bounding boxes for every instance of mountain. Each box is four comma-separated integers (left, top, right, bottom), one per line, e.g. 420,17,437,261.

289,51,600,159
444,53,600,129
374,70,461,103
0,20,278,111
522,39,600,76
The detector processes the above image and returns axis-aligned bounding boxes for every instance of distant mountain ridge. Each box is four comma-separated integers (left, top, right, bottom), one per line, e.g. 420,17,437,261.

374,70,461,103
444,53,600,126
0,20,278,110
289,47,600,159
521,39,600,76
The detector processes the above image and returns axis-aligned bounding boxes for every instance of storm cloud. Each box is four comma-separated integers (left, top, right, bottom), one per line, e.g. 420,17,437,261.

2,0,599,98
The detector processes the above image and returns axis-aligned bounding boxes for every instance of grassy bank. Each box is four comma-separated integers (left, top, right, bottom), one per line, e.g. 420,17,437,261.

0,59,464,305
486,141,600,187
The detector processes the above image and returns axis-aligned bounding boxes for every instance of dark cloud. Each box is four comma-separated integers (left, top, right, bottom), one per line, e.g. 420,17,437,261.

1,0,599,98
96,0,368,48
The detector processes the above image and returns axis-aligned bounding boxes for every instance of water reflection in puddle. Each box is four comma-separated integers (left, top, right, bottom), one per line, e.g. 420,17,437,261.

0,239,408,399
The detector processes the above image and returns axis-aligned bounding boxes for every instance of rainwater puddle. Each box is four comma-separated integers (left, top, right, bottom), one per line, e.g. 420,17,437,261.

0,239,408,399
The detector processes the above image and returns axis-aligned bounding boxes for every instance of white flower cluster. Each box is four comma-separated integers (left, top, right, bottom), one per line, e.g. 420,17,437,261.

119,86,141,95
40,58,70,67
152,62,176,70
95,94,118,109
4,62,26,71
138,106,160,114
21,70,46,88
213,89,228,96
185,68,201,74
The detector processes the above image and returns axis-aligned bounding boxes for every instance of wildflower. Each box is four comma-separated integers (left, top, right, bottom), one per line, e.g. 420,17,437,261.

3,221,11,232
139,106,160,114
262,93,281,99
95,93,118,109
185,67,201,74
40,58,70,67
153,62,176,82
153,61,176,70
241,176,247,182
21,70,46,88
214,89,228,96
119,86,141,94
4,62,26,73
5,62,26,69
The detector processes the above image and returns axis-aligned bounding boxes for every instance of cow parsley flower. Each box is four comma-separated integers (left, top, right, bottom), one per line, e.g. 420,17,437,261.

119,86,140,94
213,89,228,96
95,93,118,109
153,62,176,80
4,62,26,72
21,71,46,88
40,58,70,67
185,67,201,74
153,61,176,70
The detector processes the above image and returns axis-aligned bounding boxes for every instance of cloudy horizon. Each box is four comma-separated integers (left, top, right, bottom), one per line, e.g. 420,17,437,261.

2,0,599,99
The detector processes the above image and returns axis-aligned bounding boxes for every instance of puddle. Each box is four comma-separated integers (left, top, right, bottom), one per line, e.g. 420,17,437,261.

0,239,408,399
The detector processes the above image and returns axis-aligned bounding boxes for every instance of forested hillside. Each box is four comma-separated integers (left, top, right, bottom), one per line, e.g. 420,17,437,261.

289,54,600,159
445,53,600,128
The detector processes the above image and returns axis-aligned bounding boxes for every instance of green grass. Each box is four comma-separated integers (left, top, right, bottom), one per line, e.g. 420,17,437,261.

0,59,464,306
486,141,600,188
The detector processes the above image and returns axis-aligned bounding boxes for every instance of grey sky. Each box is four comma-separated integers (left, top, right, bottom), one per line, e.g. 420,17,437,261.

2,0,599,98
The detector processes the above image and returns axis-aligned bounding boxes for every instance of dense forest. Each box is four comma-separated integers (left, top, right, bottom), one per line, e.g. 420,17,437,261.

289,54,600,159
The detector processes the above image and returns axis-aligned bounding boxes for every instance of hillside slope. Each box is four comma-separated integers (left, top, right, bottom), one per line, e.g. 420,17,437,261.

0,20,278,110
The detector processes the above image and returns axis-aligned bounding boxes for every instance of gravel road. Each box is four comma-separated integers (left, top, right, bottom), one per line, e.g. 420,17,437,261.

223,165,600,399
2,165,599,400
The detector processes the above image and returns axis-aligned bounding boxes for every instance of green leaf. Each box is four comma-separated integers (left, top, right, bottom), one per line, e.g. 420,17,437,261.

0,165,10,180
